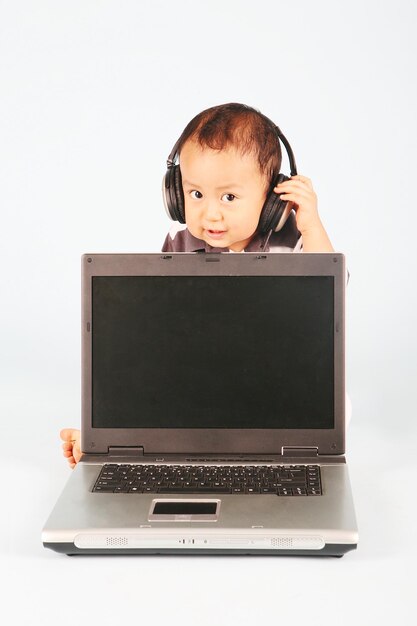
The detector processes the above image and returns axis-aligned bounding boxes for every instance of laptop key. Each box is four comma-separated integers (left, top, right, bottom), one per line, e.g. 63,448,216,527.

293,488,307,495
245,487,260,494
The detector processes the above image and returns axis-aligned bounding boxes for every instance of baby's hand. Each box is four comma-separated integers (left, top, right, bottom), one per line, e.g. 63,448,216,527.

274,175,321,235
60,428,82,469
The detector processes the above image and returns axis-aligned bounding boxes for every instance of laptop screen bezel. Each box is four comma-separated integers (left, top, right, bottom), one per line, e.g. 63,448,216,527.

81,252,346,456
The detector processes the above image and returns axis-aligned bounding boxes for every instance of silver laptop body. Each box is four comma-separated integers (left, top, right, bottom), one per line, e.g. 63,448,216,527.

42,252,358,556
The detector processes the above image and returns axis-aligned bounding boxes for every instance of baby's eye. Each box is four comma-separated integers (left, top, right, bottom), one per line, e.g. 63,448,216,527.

221,193,236,202
190,190,203,199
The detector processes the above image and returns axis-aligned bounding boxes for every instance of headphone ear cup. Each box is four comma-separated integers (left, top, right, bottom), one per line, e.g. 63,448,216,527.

163,165,186,223
258,174,290,233
172,165,186,223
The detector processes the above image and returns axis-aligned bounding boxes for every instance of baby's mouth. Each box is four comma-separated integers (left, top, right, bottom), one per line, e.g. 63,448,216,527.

206,229,226,236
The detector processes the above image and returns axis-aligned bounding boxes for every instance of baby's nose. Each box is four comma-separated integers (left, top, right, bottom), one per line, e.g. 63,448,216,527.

204,201,222,220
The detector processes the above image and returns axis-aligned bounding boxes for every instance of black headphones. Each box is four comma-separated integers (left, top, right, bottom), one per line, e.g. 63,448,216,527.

162,123,297,234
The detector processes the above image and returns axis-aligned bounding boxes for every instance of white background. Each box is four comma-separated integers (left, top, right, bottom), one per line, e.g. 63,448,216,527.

1,1,416,624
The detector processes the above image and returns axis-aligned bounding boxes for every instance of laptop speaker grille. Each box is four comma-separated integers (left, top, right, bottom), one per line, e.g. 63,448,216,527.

106,536,129,547
271,537,293,549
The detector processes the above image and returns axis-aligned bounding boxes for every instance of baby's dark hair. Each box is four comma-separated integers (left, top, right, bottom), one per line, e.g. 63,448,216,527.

176,103,282,188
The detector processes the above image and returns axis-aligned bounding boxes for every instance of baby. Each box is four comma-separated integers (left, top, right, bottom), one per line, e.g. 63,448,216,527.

61,102,334,467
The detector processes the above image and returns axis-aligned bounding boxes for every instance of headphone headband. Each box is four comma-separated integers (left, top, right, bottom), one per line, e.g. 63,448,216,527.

166,137,181,169
274,126,297,177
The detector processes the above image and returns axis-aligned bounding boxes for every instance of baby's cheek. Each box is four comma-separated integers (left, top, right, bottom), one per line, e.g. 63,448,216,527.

186,221,202,240
250,212,264,233
183,208,194,231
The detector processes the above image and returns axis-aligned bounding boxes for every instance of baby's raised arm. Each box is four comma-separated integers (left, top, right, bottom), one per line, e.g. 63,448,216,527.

275,175,334,252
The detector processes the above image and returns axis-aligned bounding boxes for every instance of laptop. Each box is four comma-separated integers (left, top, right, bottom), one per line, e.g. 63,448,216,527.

42,252,358,556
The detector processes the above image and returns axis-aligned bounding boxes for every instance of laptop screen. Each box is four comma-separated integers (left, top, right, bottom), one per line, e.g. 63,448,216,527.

91,275,334,430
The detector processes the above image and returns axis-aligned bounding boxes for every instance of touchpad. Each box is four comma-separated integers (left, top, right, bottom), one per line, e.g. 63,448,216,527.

149,499,220,521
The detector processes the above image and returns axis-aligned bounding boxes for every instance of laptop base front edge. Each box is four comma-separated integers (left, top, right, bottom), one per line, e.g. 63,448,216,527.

43,542,357,557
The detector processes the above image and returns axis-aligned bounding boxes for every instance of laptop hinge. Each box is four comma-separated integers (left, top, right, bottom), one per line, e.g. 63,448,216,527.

108,446,145,457
281,446,319,457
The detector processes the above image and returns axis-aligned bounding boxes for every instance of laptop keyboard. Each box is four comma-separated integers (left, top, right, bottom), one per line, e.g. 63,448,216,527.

92,464,322,496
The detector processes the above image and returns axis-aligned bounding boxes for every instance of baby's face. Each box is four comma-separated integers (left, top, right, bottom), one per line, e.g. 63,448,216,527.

180,140,268,251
